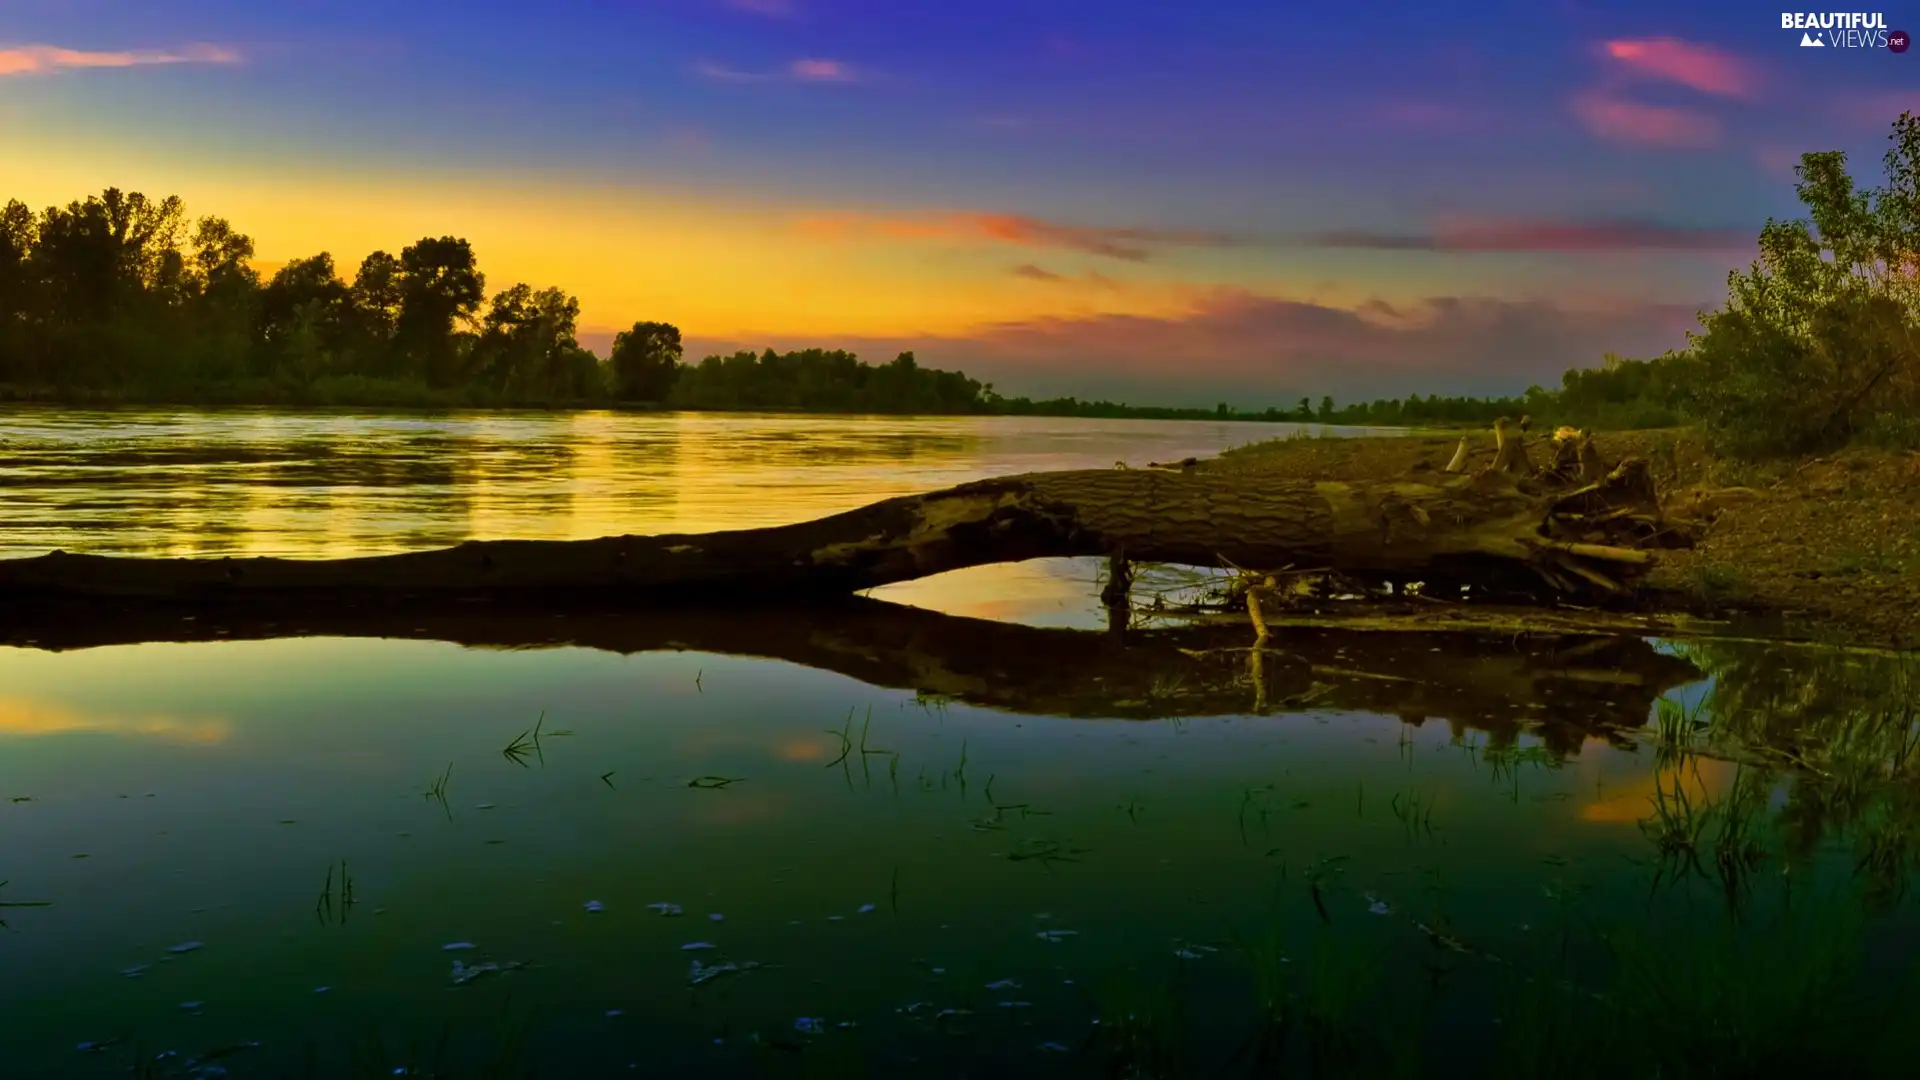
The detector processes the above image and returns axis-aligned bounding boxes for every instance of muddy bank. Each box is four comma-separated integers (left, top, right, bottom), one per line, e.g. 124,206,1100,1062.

1215,429,1920,648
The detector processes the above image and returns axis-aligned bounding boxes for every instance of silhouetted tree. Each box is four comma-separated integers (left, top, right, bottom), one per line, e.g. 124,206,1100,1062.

476,283,597,399
396,236,485,388
609,320,683,401
258,253,352,380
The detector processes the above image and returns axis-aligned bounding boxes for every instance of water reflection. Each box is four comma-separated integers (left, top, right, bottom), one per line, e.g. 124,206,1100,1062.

0,605,1915,1075
0,409,1345,559
1,598,1702,738
3,409,1918,1077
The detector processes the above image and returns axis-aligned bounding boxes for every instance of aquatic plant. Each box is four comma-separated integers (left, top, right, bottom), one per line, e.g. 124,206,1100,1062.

500,712,548,768
1639,766,1713,894
1599,892,1908,1078
1389,789,1436,839
0,878,52,930
314,859,356,927
423,762,454,818
687,775,745,789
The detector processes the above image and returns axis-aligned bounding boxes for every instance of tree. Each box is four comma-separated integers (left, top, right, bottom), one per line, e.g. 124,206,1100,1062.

1318,396,1335,422
190,216,256,294
477,283,593,397
395,236,485,387
186,216,259,378
0,200,35,379
1677,112,1920,455
609,320,683,401
257,254,353,379
348,250,404,368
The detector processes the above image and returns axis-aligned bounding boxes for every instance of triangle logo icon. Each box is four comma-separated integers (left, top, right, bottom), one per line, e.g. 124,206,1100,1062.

1801,31,1825,46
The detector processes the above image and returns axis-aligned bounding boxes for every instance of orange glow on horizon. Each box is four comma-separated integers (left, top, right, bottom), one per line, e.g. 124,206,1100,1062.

0,128,1445,346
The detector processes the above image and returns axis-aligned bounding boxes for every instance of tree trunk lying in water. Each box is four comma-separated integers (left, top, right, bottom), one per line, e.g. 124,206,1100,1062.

0,596,1701,749
0,449,1688,605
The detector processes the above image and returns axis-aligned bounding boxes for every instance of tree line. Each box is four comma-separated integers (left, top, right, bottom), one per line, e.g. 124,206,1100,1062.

4,109,1917,457
0,187,1683,425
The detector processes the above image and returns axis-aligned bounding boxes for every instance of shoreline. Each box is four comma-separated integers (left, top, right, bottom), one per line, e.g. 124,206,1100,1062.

0,386,1485,428
1212,429,1920,650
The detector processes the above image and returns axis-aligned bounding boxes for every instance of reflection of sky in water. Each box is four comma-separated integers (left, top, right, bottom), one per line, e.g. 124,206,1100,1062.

0,632,1693,1074
0,409,1383,559
0,615,1777,1076
0,411,1903,1076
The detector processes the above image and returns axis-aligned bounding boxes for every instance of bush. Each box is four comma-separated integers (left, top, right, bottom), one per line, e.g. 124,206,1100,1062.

1677,113,1920,457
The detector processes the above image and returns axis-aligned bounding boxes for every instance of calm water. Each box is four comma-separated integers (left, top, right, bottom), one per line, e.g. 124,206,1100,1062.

2,409,1917,1078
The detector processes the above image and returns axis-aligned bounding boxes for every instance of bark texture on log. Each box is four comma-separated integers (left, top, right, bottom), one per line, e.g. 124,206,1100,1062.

0,456,1685,605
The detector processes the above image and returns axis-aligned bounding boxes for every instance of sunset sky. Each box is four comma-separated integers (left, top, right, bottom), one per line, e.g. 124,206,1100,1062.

2,0,1915,404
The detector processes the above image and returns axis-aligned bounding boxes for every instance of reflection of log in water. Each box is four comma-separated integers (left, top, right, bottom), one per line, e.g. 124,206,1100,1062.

2,597,1700,751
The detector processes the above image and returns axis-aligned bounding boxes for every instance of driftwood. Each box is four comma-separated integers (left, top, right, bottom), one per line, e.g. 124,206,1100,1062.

0,596,1702,748
0,436,1691,607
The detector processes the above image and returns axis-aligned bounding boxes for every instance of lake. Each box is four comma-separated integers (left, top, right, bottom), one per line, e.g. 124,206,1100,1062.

2,408,1917,1078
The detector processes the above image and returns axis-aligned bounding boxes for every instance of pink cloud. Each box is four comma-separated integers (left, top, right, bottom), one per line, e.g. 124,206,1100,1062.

788,58,854,82
680,290,1705,402
1571,91,1720,148
0,42,240,77
693,57,860,84
1303,216,1750,253
691,60,770,82
795,210,1242,261
1600,38,1756,98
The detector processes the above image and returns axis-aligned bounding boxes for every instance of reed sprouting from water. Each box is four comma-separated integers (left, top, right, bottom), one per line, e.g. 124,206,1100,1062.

423,762,454,818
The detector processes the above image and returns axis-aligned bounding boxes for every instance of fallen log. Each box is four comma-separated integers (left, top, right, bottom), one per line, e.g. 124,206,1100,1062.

0,450,1689,606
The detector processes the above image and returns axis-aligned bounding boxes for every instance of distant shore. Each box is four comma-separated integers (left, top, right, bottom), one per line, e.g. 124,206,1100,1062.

0,382,1413,426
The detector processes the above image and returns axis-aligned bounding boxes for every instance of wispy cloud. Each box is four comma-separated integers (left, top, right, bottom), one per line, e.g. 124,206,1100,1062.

0,42,240,77
724,0,799,17
1300,216,1750,253
1568,37,1750,151
693,57,861,84
1011,263,1064,282
796,210,1242,262
1010,263,1122,287
1600,38,1756,99
1571,91,1720,148
692,59,772,83
789,58,854,82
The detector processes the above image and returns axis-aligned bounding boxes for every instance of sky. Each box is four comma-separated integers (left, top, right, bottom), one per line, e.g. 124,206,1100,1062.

2,1,1916,405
